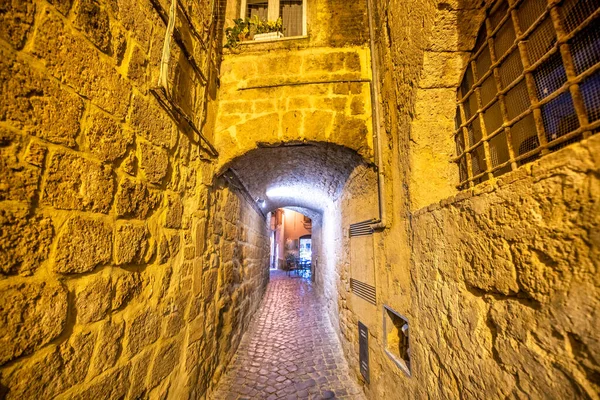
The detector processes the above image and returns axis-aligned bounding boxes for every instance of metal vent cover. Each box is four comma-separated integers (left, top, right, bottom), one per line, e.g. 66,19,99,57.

349,220,375,237
350,278,376,305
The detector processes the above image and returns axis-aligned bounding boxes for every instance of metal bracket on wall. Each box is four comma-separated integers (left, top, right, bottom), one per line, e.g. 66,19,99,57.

150,0,218,158
150,86,218,157
220,168,267,218
149,0,209,83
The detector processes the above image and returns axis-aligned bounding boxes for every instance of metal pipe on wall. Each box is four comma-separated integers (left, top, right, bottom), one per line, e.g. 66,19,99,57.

366,0,387,231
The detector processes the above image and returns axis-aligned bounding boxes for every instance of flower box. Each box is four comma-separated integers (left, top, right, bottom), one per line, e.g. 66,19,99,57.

253,32,284,41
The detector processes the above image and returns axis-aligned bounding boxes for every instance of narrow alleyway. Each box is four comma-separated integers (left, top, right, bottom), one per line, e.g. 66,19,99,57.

211,271,365,400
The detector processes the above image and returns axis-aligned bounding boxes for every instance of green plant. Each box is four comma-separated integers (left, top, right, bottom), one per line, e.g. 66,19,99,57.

224,16,283,49
224,18,250,49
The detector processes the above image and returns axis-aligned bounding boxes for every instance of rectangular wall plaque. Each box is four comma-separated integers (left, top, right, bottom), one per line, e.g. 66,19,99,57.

359,321,370,383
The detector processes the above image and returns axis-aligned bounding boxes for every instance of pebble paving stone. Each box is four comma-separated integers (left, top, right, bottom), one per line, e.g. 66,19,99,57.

211,271,366,400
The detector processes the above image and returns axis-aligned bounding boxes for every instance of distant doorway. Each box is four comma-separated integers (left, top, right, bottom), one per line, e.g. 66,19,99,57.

269,208,312,279
299,235,311,263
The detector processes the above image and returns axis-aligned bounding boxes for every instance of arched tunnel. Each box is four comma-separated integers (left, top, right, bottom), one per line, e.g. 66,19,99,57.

213,143,374,399
1,0,599,398
223,143,365,215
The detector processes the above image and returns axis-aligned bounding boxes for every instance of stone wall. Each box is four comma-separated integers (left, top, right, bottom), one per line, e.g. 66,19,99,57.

408,134,600,399
216,0,373,170
215,0,375,354
215,47,374,169
332,0,600,399
0,0,270,398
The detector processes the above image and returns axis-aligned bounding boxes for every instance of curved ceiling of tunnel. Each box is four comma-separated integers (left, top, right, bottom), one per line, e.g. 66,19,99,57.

227,143,367,213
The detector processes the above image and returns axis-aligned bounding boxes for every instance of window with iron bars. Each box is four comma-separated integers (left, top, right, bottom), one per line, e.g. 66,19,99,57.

454,0,600,189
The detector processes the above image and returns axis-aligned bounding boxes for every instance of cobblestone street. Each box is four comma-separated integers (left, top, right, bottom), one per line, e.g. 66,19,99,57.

211,271,365,400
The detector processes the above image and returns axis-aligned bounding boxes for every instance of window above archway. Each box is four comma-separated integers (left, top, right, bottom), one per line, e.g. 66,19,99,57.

241,0,307,38
454,0,600,189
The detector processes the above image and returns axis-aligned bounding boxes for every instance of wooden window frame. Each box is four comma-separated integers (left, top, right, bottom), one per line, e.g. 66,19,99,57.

240,0,307,37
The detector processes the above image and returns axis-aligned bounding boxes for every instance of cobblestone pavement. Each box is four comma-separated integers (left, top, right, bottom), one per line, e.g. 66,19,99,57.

211,270,365,400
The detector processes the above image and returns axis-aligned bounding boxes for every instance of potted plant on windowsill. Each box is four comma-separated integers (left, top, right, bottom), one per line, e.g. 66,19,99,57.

251,15,284,41
224,16,284,49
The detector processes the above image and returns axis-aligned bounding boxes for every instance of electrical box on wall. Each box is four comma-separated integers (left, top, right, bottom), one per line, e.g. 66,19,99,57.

383,305,411,376
358,321,370,383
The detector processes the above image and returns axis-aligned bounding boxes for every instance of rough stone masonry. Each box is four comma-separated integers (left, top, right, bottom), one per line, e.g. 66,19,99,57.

0,0,269,398
1,0,600,399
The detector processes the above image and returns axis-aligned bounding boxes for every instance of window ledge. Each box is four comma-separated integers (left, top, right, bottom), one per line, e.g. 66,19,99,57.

239,35,309,45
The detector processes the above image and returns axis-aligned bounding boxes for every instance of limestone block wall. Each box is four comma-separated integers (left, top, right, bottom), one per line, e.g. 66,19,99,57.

408,135,600,399
215,47,374,169
331,0,600,398
0,0,270,398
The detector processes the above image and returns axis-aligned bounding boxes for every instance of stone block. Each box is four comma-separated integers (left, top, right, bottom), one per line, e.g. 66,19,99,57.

114,222,150,265
47,0,73,15
253,99,277,114
121,150,137,175
165,194,183,229
427,8,482,52
112,271,142,310
420,51,469,89
150,338,182,388
91,319,125,375
235,113,280,147
31,11,131,118
127,44,149,88
71,366,130,400
2,345,64,398
0,207,54,276
24,140,47,167
0,128,41,203
3,327,95,398
281,111,302,141
344,52,362,72
303,52,345,74
115,177,162,219
84,110,133,163
288,97,311,110
0,0,35,49
0,281,68,365
75,275,112,323
73,0,111,53
53,216,112,274
221,101,251,115
43,150,114,213
112,24,128,65
350,96,366,116
130,95,173,149
203,269,218,303
126,309,161,357
303,110,334,140
139,141,169,184
127,349,153,399
117,0,153,51
157,235,170,264
0,54,84,147
331,114,369,152
58,329,97,388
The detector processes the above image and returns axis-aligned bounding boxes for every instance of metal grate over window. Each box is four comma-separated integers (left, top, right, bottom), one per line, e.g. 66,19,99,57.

454,0,600,189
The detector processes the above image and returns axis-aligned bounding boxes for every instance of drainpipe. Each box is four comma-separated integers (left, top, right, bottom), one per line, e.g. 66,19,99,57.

366,0,387,232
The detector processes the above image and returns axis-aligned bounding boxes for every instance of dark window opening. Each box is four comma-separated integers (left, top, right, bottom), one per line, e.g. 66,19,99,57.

454,0,600,188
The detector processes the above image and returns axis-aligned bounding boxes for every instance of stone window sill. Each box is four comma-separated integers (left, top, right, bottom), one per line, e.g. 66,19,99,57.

239,35,309,45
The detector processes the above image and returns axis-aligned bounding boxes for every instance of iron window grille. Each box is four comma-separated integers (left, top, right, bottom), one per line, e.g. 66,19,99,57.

454,0,600,189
